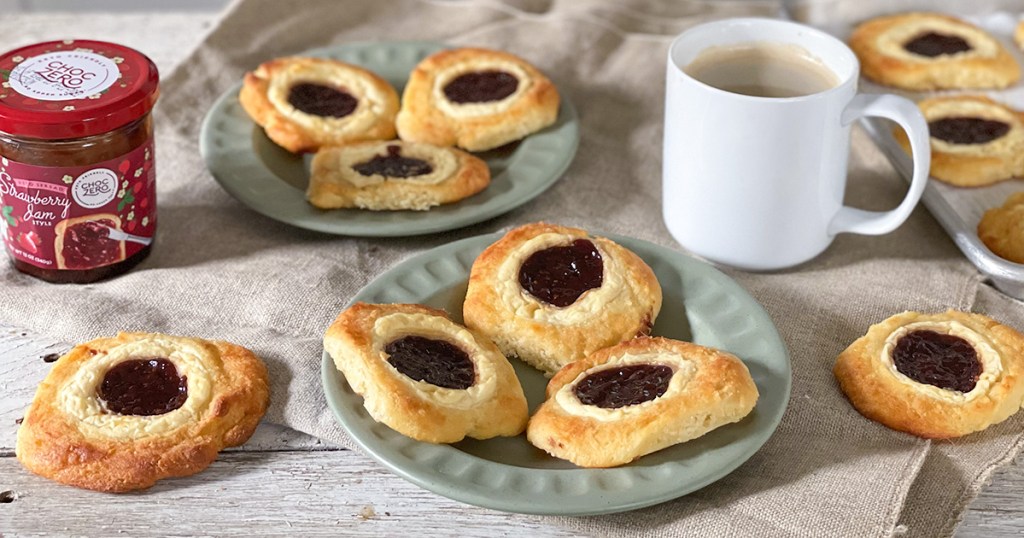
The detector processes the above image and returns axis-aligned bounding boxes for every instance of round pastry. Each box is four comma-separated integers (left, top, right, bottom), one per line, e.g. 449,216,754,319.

395,47,560,152
1016,20,1024,51
834,310,1024,439
894,96,1024,187
324,302,528,443
239,56,399,153
526,337,759,468
463,223,662,376
16,332,270,492
978,191,1024,264
307,140,490,210
849,13,1020,90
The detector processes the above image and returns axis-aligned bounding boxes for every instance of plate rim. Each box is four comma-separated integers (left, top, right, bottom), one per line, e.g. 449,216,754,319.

321,231,792,515
198,40,580,237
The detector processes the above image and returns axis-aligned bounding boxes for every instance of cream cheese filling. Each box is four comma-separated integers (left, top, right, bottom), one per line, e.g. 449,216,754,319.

875,19,1000,63
267,61,391,134
494,233,627,325
923,100,1023,156
880,320,1002,403
317,142,459,187
372,313,497,410
432,59,531,118
555,351,694,421
58,334,214,440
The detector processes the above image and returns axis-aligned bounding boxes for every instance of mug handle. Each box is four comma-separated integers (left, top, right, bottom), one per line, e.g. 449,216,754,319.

827,94,931,236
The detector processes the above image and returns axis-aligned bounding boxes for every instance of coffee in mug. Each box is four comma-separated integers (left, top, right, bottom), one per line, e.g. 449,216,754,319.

663,18,932,270
684,42,839,98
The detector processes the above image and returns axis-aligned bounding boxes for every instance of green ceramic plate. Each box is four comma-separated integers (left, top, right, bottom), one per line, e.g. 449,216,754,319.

321,232,792,515
199,42,579,236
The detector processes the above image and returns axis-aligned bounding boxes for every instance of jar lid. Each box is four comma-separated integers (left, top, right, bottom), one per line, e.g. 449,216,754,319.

0,40,159,140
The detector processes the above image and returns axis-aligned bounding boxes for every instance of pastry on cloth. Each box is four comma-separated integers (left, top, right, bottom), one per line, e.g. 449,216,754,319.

526,337,759,468
239,56,399,153
324,302,528,443
849,13,1020,90
54,214,126,270
395,47,560,151
834,310,1024,439
16,332,270,492
308,140,490,210
463,222,662,376
978,191,1024,264
894,95,1024,187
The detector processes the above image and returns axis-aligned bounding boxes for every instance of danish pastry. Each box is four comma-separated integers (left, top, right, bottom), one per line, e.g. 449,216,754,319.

324,302,528,443
240,56,399,153
527,337,759,468
894,96,1024,187
978,191,1024,264
308,140,490,210
834,310,1024,439
54,214,126,270
396,47,560,152
463,223,662,375
16,332,270,492
849,13,1020,90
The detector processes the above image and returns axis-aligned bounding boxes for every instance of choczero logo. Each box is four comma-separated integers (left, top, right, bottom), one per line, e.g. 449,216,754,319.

34,61,96,89
8,51,118,101
72,169,118,209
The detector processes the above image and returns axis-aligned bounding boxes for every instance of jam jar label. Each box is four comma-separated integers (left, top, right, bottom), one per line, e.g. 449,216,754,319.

8,51,120,101
0,141,155,270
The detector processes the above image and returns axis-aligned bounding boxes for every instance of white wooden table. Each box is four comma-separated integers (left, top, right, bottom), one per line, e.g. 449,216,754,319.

0,10,1022,538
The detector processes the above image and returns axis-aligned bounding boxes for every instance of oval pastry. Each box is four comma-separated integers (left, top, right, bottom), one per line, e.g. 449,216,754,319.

526,337,759,468
16,332,270,492
307,140,490,210
894,96,1024,187
396,47,560,151
979,192,1024,264
849,13,1020,90
239,56,399,153
324,303,528,443
463,223,662,375
834,310,1024,438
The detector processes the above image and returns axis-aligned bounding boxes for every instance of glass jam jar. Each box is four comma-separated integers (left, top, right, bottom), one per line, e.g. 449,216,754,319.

0,40,159,283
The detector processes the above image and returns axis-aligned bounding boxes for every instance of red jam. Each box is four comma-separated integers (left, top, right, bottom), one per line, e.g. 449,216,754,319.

0,40,159,283
61,218,122,270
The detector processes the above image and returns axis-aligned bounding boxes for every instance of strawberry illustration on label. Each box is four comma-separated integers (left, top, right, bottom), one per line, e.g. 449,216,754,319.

17,230,41,254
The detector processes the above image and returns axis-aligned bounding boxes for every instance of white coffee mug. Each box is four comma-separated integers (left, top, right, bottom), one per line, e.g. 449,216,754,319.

663,18,931,270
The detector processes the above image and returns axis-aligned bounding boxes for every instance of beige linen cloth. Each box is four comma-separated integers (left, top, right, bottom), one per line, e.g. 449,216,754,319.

2,1,1023,536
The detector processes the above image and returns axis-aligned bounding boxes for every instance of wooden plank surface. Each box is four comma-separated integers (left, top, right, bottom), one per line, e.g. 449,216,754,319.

2,323,1023,537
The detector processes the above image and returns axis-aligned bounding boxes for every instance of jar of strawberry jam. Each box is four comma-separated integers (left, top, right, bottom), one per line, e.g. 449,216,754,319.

0,40,158,283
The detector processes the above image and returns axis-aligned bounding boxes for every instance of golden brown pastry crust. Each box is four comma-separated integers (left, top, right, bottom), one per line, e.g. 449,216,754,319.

526,337,759,468
307,140,490,211
324,303,528,443
978,191,1024,264
395,47,560,151
894,95,1024,187
1016,20,1024,51
850,13,1020,90
16,332,270,492
463,223,662,375
834,310,1024,439
239,56,399,153
53,213,126,270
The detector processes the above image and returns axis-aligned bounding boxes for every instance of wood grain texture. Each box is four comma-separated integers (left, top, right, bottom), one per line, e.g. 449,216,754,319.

2,323,1023,537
